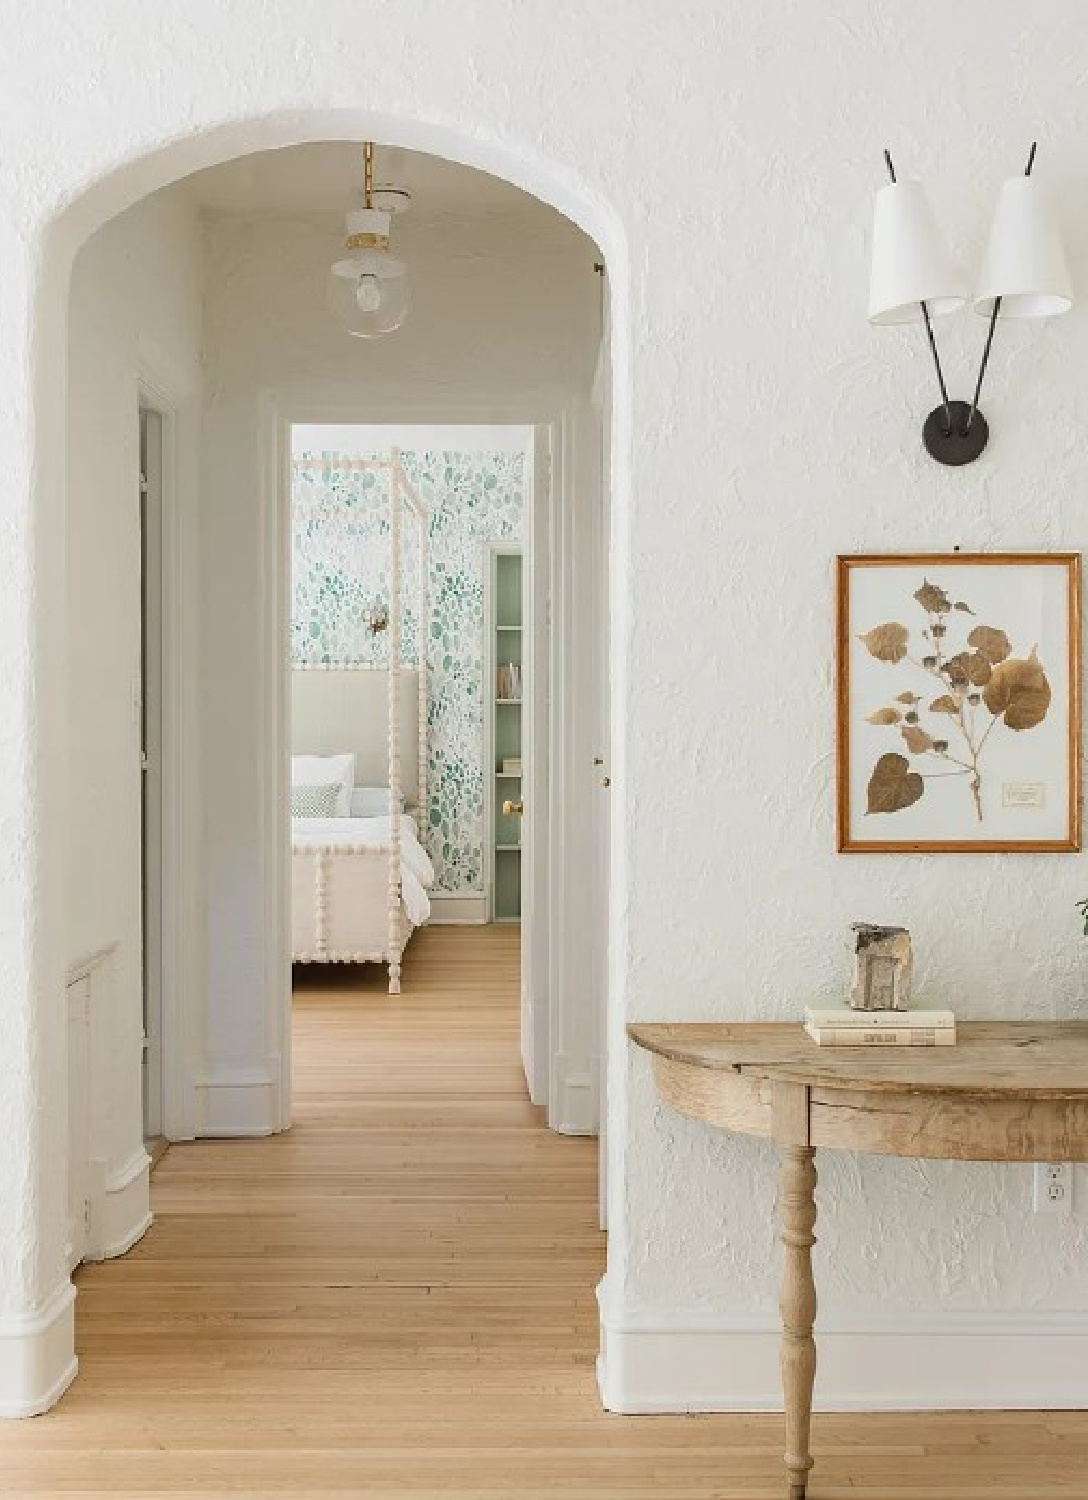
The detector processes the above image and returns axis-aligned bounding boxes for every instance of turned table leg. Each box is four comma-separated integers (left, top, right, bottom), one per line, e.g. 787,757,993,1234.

778,1140,818,1499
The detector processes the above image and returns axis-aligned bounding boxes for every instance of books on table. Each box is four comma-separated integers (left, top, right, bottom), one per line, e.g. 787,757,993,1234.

803,1003,956,1047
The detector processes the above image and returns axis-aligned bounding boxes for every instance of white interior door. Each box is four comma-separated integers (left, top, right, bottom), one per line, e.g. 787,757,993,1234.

520,428,552,1105
139,406,164,1141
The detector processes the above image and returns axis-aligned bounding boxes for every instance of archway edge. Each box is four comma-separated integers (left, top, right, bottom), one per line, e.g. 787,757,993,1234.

47,106,626,273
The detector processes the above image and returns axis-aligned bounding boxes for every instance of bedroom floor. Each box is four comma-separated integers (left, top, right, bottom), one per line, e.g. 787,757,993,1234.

1,923,1086,1497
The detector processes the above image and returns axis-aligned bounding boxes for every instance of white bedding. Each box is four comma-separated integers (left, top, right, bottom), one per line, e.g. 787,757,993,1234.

291,813,434,926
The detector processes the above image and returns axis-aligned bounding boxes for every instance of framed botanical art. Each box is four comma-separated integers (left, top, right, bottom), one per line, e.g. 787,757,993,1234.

837,553,1081,853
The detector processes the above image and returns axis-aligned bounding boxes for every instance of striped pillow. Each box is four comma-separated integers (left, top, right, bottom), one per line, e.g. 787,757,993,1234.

291,781,341,818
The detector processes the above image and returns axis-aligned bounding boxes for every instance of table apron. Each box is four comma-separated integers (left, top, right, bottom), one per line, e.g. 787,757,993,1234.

652,1056,1088,1161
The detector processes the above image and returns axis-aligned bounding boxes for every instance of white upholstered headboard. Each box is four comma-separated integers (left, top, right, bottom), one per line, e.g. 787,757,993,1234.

291,668,419,808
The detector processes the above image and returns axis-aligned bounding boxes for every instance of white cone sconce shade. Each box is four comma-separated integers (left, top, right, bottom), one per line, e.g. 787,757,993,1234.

973,176,1072,319
869,181,968,325
869,143,1074,466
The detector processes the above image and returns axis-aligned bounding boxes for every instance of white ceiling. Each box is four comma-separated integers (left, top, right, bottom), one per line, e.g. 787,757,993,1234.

188,142,552,221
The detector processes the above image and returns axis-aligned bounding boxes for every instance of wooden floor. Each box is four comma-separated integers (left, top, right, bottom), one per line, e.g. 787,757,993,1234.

2,924,1086,1497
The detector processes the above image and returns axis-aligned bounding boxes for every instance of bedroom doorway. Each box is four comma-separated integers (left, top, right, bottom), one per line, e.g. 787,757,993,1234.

284,415,599,1129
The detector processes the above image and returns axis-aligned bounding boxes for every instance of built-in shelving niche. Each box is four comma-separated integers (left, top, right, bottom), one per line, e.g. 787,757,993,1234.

487,548,523,922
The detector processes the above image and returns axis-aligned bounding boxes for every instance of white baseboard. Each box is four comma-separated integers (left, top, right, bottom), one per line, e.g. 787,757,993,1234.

428,894,488,924
552,1052,598,1135
0,1281,78,1419
197,1067,283,1136
85,1147,153,1262
597,1284,1088,1412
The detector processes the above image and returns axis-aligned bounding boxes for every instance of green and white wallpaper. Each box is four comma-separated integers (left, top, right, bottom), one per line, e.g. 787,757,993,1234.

291,448,526,895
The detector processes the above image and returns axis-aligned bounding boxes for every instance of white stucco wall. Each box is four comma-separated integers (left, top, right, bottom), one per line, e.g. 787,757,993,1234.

1,0,1088,1414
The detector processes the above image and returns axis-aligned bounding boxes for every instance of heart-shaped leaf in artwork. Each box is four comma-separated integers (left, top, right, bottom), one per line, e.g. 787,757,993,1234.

982,649,1051,731
858,622,909,663
968,625,1012,664
866,752,925,815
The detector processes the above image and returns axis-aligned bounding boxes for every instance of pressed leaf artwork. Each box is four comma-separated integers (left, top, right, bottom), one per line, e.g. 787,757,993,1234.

859,578,1052,822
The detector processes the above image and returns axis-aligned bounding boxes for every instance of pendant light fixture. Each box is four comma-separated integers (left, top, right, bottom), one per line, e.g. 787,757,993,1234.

328,142,411,338
869,143,1072,465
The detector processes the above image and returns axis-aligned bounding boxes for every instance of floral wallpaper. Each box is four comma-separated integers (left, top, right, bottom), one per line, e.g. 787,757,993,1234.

291,448,526,894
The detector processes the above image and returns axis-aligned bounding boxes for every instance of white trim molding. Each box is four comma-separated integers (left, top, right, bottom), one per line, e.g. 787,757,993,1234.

197,1065,283,1137
428,894,488,924
596,1283,1088,1413
0,1282,78,1419
84,1148,153,1262
553,1052,598,1136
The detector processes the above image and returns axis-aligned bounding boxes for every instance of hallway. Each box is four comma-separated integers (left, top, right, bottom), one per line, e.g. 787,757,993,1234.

2,925,1087,1496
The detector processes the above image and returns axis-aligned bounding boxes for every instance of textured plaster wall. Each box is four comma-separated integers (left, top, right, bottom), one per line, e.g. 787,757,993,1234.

2,0,1088,1341
66,189,204,1177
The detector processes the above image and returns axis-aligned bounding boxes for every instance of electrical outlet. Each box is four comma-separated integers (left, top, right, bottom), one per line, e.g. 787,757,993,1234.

1033,1162,1073,1215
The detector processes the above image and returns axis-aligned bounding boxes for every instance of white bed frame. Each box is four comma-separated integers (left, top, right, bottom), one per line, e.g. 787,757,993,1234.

291,448,428,992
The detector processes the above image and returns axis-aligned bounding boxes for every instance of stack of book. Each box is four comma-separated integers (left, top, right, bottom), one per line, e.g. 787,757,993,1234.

501,757,522,776
803,1003,956,1047
497,663,523,700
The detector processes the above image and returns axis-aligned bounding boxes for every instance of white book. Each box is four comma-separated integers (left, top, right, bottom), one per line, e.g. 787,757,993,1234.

805,1022,956,1048
804,1004,955,1030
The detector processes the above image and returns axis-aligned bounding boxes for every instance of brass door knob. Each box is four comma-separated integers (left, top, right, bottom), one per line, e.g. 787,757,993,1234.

502,799,524,817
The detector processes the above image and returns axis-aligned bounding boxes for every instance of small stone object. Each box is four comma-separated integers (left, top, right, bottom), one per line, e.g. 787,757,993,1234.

849,923,912,1011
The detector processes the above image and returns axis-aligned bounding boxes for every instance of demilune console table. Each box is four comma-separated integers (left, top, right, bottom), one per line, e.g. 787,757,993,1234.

628,1021,1088,1499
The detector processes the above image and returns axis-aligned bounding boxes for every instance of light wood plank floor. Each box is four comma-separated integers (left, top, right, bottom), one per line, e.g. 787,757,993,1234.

2,923,1086,1497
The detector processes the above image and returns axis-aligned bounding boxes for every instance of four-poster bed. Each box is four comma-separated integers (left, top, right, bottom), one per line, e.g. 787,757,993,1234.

290,448,432,993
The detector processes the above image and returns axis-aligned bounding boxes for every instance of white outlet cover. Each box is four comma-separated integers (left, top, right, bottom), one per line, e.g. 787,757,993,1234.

1033,1162,1073,1215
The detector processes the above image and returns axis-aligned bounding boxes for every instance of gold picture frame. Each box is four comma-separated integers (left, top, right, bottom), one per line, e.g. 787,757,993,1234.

837,553,1081,853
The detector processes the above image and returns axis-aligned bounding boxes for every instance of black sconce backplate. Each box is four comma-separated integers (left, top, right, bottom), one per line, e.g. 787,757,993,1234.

922,401,990,467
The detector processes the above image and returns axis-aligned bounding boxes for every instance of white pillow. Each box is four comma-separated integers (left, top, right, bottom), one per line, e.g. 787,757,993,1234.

350,786,405,818
291,753,355,817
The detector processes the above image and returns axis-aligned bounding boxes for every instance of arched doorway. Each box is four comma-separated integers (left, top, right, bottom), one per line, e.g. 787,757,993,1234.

10,114,628,1416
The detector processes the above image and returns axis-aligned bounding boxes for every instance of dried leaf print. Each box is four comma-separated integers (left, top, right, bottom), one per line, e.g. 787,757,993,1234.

901,725,935,754
856,574,1056,828
982,648,1051,731
945,650,992,687
866,753,924,815
859,622,909,663
914,580,952,614
968,625,1011,664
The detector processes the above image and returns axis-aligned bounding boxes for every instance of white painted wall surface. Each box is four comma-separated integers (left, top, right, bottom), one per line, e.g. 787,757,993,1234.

0,0,1087,1416
198,207,600,1134
66,190,204,1264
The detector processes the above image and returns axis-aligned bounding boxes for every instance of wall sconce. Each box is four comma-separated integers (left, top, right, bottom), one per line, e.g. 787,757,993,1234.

869,143,1072,466
368,602,389,635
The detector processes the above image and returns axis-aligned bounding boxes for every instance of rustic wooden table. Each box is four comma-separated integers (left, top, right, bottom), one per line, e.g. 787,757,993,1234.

628,1021,1088,1499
